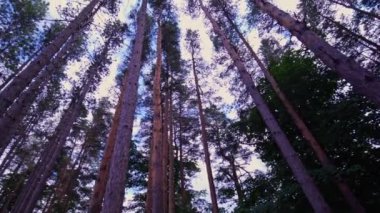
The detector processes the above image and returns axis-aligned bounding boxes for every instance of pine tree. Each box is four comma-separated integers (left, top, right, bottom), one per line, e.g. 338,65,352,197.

101,0,148,212
194,0,332,212
248,0,380,107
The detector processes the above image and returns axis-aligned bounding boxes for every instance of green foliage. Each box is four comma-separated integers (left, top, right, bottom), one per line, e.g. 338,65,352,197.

0,0,48,71
235,51,380,211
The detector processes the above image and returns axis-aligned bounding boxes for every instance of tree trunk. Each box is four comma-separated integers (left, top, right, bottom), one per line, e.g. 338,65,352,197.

0,0,101,115
221,5,366,213
178,104,186,205
199,1,331,212
229,158,243,204
250,0,380,107
162,92,169,213
327,0,380,20
101,0,147,211
190,40,219,213
321,14,379,52
0,33,78,149
168,87,175,213
89,89,124,213
0,45,43,91
10,42,106,213
146,23,164,213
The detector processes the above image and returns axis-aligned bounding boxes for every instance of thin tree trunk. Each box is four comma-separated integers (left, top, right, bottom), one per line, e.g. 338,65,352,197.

214,128,244,204
178,104,186,205
168,89,175,213
327,0,380,20
162,92,169,213
229,158,243,203
101,0,148,212
250,0,380,107
89,88,124,213
0,33,78,149
220,5,366,212
199,1,331,212
146,23,164,213
321,14,379,52
190,40,219,213
0,45,42,91
0,0,101,115
10,42,107,213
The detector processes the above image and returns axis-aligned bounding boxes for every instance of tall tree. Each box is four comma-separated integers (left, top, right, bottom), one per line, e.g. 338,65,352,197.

194,0,332,212
0,0,103,115
248,0,380,107
101,0,148,212
214,1,365,211
185,29,219,213
10,25,119,212
0,31,84,150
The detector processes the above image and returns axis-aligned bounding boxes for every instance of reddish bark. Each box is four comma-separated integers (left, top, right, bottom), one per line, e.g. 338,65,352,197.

221,5,365,212
190,37,219,213
101,0,148,212
0,0,101,115
250,0,380,107
0,33,79,149
146,23,164,213
199,1,331,212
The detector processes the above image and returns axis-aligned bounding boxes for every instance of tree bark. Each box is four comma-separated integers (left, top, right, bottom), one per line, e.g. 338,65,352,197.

168,89,175,213
327,0,380,20
321,14,379,52
199,1,331,212
89,88,124,213
220,5,366,212
0,33,78,149
0,0,101,115
190,39,219,213
178,103,186,205
101,0,147,211
250,0,380,107
162,92,169,213
10,40,108,213
146,23,164,213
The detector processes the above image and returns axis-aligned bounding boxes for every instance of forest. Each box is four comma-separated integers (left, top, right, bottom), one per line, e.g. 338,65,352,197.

0,0,379,212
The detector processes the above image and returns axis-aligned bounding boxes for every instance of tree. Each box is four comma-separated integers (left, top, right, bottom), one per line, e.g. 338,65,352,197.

214,1,364,211
237,51,380,211
195,0,332,212
185,29,219,213
10,24,120,212
0,30,85,150
101,0,148,212
0,0,104,116
248,0,380,107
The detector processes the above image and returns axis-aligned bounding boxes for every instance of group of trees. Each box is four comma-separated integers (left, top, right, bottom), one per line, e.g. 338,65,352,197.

0,0,379,212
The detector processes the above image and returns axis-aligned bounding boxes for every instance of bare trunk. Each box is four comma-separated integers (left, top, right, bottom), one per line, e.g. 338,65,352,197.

0,0,101,115
250,0,380,107
229,158,243,203
162,93,169,213
146,23,164,213
0,45,42,91
10,44,105,213
321,14,379,52
327,0,380,20
89,88,124,213
178,105,186,204
190,42,219,213
168,88,175,213
200,2,331,212
0,33,78,149
222,6,365,213
101,0,147,211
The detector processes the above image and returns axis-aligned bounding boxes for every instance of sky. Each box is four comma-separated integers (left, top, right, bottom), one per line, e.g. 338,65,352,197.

47,0,300,211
